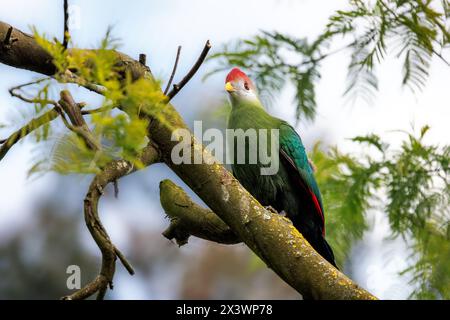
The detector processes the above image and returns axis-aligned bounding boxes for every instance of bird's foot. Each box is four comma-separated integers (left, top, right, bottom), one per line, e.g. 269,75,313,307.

265,206,278,214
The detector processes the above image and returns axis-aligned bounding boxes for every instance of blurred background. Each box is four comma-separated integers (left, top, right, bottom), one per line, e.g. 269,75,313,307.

0,0,449,299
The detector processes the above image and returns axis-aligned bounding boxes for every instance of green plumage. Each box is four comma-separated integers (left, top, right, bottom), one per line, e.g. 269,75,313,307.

227,92,337,267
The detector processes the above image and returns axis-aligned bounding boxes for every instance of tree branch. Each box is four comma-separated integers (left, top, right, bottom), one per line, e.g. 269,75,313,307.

3,26,13,46
164,45,182,95
8,77,54,105
0,21,151,81
166,40,211,100
0,22,57,75
58,90,101,150
63,0,69,49
64,142,161,300
160,179,240,246
0,100,112,162
60,70,106,95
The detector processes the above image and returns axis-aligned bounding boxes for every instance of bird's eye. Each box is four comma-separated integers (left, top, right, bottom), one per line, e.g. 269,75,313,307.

244,82,250,90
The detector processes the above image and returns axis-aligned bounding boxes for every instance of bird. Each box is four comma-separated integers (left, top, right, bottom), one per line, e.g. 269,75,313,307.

225,67,337,268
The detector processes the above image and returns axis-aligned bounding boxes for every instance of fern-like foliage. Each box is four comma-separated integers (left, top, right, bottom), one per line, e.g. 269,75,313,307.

312,126,449,299
207,31,326,122
17,29,166,175
208,0,450,122
311,144,372,266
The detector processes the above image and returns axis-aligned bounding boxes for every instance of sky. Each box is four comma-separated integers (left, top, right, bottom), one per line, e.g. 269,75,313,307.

0,0,449,299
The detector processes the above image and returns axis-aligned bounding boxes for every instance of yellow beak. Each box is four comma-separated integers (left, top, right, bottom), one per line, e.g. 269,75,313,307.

225,82,235,92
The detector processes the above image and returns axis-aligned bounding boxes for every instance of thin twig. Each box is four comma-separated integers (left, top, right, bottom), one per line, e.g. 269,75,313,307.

114,246,134,275
59,70,106,95
10,72,106,97
63,0,69,49
81,105,112,115
167,40,211,100
3,78,110,162
59,90,101,151
9,78,54,105
3,26,13,45
56,107,100,151
305,41,355,66
139,53,146,66
164,46,182,95
430,48,450,67
54,103,71,127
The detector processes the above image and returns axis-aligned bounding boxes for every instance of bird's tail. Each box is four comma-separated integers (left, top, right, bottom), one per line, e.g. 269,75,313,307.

315,236,338,269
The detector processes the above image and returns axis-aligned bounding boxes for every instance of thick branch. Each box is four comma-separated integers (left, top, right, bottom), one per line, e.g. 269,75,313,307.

64,143,160,300
0,22,151,81
160,179,240,245
0,22,56,75
148,104,376,300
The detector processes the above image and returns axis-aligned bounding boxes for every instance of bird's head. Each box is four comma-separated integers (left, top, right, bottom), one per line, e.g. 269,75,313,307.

225,68,259,104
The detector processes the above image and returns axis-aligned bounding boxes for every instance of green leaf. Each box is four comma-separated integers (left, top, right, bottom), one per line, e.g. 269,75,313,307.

351,134,387,152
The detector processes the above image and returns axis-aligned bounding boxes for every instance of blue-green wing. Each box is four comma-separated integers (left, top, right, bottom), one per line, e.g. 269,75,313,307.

279,123,325,233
